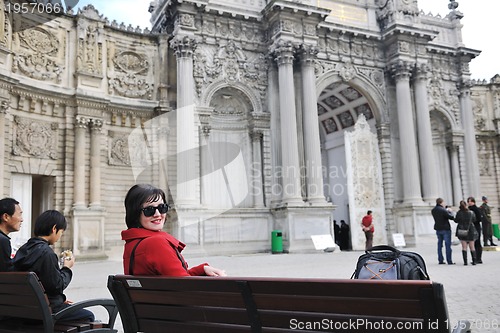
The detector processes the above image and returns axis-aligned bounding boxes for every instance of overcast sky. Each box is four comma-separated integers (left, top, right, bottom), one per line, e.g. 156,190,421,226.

75,0,498,80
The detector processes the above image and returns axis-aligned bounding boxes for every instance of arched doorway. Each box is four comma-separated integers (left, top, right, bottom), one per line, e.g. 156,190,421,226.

318,81,378,249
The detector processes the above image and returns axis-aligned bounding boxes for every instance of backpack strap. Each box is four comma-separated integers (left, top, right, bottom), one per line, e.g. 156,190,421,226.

129,238,145,275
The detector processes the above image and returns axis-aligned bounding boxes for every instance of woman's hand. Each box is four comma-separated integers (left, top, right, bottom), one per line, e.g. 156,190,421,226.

204,265,227,277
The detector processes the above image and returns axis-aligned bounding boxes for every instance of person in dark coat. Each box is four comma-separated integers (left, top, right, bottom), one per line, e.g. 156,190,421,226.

467,197,484,263
13,210,95,322
454,200,478,265
0,198,23,272
431,198,455,264
339,220,351,251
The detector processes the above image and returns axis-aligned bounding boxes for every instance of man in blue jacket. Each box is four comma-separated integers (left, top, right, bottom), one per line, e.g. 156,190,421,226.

431,198,455,264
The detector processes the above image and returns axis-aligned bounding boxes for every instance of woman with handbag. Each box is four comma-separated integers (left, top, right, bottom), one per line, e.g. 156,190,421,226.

455,200,479,265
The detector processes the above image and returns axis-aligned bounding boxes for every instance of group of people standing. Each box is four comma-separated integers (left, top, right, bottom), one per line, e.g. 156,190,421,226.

431,196,497,266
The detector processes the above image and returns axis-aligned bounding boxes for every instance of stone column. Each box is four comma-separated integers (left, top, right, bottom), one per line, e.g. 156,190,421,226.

171,36,198,207
74,116,89,208
392,61,423,204
273,42,303,205
89,118,103,208
299,45,326,205
459,81,480,197
251,130,265,207
413,64,438,203
448,143,462,206
0,101,7,195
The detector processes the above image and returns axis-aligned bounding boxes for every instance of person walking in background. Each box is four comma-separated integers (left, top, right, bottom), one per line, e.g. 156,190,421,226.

467,197,484,263
13,210,95,322
333,220,340,246
431,198,455,265
480,196,496,246
361,210,374,250
0,198,23,272
455,200,478,265
122,184,226,277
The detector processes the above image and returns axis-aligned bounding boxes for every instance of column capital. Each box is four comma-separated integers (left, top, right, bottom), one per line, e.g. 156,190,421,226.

75,115,90,129
457,80,473,95
250,130,264,142
90,118,103,132
389,61,413,81
413,63,430,81
298,44,318,66
0,100,9,114
202,125,211,138
170,35,197,58
270,41,296,66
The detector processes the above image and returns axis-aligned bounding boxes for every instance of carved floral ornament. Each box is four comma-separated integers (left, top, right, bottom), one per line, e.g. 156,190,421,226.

108,51,153,100
13,27,64,83
12,116,58,159
193,42,268,102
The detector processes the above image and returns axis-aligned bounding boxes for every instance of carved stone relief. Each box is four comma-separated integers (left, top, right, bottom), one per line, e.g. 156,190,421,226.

109,132,131,166
77,21,103,76
193,41,268,102
108,50,153,99
12,27,64,82
12,116,58,159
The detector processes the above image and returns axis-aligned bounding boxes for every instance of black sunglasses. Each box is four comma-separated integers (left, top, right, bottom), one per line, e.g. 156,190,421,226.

141,203,169,217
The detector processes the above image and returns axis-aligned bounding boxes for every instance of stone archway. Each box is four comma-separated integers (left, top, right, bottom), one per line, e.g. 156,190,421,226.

318,82,377,229
203,86,254,209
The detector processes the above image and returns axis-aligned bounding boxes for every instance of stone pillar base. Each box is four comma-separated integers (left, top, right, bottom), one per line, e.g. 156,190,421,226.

71,207,107,260
392,203,435,247
271,205,333,253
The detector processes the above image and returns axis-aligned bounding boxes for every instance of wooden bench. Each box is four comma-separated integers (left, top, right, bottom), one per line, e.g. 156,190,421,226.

0,272,118,333
107,275,471,333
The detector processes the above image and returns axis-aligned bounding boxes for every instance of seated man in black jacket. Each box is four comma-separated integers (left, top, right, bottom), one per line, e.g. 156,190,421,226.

13,210,95,322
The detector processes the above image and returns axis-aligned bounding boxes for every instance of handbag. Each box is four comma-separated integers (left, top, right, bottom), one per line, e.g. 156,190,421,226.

456,211,473,238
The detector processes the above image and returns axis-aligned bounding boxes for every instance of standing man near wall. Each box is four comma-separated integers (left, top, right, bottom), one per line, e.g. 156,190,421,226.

480,196,496,246
431,198,455,265
0,198,23,272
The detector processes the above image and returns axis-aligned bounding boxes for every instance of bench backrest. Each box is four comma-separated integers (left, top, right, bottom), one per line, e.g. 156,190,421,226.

0,272,52,327
108,275,451,333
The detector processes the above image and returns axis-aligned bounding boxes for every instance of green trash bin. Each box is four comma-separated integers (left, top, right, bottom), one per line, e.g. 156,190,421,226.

271,230,283,254
493,224,500,239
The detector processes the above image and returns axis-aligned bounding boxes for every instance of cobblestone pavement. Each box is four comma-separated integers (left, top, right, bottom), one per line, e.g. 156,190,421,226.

67,235,500,332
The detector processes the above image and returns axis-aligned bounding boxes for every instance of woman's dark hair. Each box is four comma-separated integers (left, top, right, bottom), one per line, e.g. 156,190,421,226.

34,210,67,237
124,184,166,229
459,200,468,212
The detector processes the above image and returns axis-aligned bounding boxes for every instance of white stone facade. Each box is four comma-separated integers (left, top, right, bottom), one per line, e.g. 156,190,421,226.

0,0,498,258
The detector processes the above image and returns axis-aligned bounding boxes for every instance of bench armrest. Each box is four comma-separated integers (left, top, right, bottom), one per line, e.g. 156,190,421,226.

52,298,118,330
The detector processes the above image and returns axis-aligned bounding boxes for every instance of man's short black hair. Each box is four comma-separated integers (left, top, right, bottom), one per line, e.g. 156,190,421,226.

0,198,20,220
34,210,67,237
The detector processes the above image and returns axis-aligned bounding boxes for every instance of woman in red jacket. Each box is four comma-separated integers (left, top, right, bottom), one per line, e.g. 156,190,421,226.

122,184,226,276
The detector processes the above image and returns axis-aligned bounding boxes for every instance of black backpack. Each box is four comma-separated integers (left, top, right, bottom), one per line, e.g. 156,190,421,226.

351,245,429,280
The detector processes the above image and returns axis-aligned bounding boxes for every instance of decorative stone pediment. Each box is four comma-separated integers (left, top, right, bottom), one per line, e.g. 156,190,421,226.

12,116,58,159
108,51,153,99
12,27,65,82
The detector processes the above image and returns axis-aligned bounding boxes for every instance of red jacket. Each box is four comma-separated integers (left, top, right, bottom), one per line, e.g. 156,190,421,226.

362,215,374,232
121,228,207,276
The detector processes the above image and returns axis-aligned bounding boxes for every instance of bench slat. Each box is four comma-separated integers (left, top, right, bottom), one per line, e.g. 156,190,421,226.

135,303,249,324
129,289,246,307
138,319,253,332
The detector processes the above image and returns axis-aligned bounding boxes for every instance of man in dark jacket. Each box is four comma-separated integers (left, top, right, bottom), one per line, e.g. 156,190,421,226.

467,197,484,263
13,210,94,322
431,198,455,264
0,198,23,272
